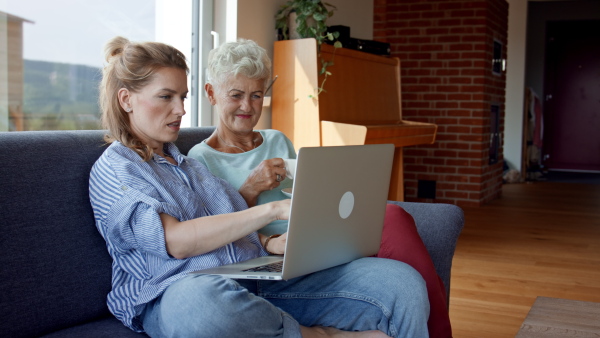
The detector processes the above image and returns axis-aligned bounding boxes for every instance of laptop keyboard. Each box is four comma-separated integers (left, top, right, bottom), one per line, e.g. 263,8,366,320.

243,261,283,273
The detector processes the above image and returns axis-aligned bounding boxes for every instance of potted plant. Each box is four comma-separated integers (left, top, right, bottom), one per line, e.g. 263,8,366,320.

275,0,343,97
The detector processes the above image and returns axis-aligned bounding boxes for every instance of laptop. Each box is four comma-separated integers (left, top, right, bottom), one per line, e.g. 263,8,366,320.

191,143,395,280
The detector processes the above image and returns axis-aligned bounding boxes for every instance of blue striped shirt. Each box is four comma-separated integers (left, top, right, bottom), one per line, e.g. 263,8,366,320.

89,141,267,332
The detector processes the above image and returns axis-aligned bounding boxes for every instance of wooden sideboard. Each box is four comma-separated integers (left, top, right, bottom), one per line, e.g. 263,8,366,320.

271,38,437,201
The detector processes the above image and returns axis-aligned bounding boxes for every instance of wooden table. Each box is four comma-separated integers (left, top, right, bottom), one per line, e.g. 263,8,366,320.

517,297,600,337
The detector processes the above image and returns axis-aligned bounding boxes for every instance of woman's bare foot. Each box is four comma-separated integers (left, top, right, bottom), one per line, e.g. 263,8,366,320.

300,326,391,338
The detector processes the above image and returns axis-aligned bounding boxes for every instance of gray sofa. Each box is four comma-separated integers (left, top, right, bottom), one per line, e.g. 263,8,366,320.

0,127,464,337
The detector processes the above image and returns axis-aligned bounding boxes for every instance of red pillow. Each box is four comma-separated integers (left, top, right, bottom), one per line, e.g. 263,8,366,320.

377,204,453,337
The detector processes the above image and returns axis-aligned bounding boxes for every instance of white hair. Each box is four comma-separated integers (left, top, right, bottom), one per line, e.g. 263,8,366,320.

206,39,271,90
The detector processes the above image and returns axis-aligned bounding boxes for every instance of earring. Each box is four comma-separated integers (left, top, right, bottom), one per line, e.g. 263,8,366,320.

125,107,131,112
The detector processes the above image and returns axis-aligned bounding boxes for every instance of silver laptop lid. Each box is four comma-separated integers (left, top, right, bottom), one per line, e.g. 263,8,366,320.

281,143,395,279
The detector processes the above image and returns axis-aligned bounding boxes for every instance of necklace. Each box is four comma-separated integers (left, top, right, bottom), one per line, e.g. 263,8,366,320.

216,130,260,153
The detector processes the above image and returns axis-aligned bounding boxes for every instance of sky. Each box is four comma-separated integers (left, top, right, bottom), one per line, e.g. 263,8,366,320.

1,0,195,127
1,0,157,68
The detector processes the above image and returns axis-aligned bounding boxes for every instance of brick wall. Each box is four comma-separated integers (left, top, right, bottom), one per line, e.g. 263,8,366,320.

373,0,508,207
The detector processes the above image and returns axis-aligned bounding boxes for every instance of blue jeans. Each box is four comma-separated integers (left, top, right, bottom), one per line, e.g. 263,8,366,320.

140,257,429,337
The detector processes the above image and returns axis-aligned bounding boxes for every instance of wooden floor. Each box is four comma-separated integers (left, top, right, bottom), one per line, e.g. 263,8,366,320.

448,181,600,337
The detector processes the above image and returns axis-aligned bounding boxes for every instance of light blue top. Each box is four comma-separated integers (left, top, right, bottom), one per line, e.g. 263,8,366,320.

89,141,266,332
188,129,296,235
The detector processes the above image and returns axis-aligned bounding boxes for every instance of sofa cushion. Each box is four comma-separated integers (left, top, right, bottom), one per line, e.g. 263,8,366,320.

0,130,115,337
40,317,147,337
176,126,216,154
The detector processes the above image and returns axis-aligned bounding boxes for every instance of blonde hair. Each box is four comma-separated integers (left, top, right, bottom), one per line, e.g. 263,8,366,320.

206,39,271,91
99,36,188,161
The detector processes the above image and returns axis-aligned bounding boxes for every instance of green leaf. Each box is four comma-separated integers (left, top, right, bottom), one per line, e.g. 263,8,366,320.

333,41,343,48
313,12,327,21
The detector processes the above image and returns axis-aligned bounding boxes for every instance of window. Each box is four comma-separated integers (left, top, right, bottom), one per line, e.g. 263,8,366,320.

0,0,210,132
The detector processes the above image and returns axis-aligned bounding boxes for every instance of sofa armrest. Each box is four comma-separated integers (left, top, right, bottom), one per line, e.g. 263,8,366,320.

389,201,464,303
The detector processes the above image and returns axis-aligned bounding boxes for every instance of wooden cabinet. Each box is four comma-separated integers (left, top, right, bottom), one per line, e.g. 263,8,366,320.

271,38,437,201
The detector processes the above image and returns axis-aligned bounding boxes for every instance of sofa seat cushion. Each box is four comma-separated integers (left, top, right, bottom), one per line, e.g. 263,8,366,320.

40,317,147,337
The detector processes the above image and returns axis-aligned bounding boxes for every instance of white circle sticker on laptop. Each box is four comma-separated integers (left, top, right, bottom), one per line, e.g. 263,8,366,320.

338,191,355,219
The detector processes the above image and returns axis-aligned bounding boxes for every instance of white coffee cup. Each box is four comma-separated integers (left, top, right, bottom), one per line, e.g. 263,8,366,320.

283,159,297,179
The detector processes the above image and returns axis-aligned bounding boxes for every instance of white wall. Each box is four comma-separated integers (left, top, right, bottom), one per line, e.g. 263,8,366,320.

325,0,373,40
504,0,528,172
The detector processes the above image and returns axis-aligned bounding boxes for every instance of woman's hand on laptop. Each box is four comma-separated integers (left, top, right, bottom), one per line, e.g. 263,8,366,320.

266,233,287,255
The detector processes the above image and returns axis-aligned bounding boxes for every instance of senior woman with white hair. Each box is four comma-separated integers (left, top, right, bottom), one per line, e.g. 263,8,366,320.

189,39,453,337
